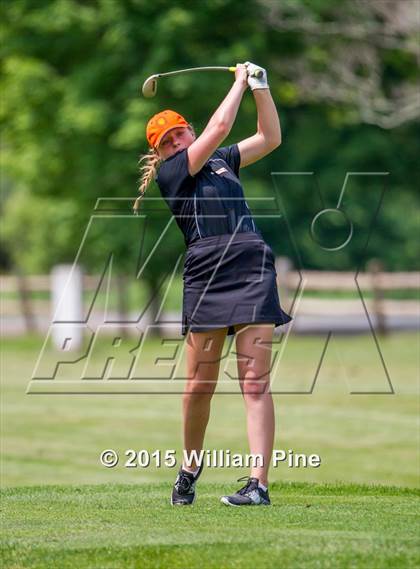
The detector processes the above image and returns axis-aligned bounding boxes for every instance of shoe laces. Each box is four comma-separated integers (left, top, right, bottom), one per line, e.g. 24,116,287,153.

176,471,194,494
236,476,258,495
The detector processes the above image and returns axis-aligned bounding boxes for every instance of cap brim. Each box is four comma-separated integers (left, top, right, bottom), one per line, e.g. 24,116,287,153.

155,124,189,148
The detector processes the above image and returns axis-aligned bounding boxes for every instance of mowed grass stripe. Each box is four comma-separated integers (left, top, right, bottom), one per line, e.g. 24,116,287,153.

2,483,419,569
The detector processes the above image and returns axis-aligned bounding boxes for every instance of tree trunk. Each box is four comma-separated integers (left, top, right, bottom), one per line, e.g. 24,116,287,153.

367,258,387,336
115,273,129,339
147,279,163,338
15,267,37,333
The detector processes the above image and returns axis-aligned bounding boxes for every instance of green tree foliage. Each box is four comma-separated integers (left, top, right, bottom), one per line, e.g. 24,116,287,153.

1,0,419,275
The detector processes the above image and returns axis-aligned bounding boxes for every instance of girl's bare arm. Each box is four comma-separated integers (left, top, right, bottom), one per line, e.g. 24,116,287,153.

187,65,248,176
237,89,281,168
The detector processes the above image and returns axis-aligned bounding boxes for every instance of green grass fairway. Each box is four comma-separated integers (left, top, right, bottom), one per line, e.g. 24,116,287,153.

2,332,419,567
2,482,419,569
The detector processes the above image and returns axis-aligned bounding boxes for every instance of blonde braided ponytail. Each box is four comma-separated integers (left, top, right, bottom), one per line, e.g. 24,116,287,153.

133,148,162,214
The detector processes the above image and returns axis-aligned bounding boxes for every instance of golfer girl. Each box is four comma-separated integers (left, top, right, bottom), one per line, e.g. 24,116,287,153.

135,62,292,506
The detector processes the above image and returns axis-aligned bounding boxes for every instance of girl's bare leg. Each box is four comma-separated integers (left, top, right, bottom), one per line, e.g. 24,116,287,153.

234,323,275,487
183,327,228,471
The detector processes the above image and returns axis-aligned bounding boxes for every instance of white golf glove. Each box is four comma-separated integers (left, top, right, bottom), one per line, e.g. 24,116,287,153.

245,61,269,90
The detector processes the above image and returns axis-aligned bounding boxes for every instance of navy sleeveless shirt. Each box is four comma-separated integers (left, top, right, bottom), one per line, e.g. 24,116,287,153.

156,144,259,247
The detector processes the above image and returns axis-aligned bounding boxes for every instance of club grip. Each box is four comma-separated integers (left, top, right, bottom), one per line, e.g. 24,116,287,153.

229,66,264,79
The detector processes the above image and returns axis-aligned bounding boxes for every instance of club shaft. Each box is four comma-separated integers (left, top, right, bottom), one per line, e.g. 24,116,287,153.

157,67,233,78
156,66,262,79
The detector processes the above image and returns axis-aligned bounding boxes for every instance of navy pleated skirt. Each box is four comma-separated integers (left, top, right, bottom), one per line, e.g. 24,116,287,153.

181,231,293,336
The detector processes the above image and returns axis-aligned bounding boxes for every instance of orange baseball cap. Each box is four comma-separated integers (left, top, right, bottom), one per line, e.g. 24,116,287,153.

146,109,189,148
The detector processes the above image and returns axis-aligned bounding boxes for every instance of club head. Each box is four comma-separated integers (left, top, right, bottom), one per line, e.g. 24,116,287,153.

142,75,158,98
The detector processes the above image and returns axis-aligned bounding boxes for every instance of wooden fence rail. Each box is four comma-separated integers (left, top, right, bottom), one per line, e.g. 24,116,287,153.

1,260,419,335
1,269,419,293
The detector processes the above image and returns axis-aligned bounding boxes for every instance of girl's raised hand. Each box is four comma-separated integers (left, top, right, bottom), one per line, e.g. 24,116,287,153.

244,61,269,90
234,63,249,87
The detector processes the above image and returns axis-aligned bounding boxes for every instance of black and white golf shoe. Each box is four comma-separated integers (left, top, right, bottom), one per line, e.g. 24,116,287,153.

220,476,271,507
171,463,204,506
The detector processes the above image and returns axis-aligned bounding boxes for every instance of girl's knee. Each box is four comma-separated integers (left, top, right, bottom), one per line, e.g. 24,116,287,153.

241,369,270,398
183,379,217,399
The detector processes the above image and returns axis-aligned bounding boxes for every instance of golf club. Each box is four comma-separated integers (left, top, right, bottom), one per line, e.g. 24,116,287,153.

141,66,264,98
